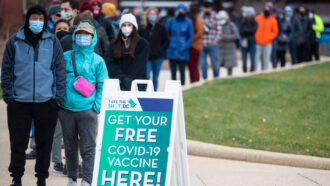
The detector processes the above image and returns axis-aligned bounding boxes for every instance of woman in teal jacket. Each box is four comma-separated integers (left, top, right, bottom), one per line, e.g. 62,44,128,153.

59,20,108,186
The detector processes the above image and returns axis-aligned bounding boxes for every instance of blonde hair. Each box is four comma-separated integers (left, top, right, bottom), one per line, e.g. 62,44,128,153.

143,7,160,28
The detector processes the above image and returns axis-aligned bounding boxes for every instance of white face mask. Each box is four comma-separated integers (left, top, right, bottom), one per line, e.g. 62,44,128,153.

121,26,133,37
309,13,314,19
219,19,227,25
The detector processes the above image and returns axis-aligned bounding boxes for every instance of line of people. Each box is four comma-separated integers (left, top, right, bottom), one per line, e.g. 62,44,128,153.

0,0,325,186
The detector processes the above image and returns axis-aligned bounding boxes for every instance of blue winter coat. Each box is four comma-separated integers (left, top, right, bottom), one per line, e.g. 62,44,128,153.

166,4,194,61
60,21,108,113
1,28,66,104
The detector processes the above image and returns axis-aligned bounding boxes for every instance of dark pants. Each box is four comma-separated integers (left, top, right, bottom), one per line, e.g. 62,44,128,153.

59,108,97,184
276,50,286,67
187,48,201,83
297,43,312,63
311,40,320,61
7,100,58,180
170,59,187,85
289,42,297,65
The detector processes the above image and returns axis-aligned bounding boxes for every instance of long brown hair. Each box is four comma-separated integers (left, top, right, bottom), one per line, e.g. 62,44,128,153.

113,27,141,59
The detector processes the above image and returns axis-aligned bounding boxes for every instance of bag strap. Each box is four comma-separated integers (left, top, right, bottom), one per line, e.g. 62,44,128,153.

71,50,79,78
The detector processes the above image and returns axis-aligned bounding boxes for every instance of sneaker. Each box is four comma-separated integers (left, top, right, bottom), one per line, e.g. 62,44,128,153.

81,180,91,186
26,149,37,159
67,178,77,186
53,163,64,173
10,179,22,186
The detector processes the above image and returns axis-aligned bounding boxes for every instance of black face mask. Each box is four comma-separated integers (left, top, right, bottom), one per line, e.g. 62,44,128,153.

299,12,305,17
56,30,68,40
177,12,185,19
204,11,211,16
264,10,270,17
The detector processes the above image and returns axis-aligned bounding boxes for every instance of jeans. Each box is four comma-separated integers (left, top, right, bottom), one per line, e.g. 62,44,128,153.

51,120,62,164
170,60,187,85
271,40,278,68
146,57,164,91
241,44,256,68
187,48,201,83
59,108,97,184
7,100,58,180
255,44,272,71
199,45,219,80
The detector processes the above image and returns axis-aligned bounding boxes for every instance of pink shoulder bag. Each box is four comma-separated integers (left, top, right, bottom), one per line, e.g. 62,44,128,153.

71,51,95,97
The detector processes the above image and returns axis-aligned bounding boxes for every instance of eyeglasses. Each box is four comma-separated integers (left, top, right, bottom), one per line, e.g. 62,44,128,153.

55,13,61,18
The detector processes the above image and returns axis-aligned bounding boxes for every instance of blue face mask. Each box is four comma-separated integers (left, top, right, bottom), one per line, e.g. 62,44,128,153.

29,20,44,34
75,34,92,46
148,14,157,22
52,19,57,24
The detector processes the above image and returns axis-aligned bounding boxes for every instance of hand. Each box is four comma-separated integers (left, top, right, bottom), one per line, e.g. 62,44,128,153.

220,33,226,40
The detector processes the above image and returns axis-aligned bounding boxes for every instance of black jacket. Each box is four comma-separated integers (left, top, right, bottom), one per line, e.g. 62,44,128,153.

105,38,149,90
139,23,169,60
239,21,258,45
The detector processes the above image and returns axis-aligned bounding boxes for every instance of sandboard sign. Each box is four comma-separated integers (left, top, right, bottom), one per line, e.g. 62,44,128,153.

92,79,190,186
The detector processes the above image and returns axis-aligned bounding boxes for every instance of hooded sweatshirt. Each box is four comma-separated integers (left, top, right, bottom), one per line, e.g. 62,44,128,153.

60,20,108,113
1,5,66,104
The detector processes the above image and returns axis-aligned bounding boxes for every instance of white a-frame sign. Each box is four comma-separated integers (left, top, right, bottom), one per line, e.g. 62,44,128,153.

92,79,190,186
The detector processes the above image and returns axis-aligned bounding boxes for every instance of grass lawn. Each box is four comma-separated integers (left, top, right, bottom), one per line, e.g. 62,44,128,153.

183,62,330,158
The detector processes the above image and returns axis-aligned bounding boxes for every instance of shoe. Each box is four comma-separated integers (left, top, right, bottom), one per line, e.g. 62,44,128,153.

37,178,45,186
250,66,255,72
10,179,22,186
63,164,67,175
243,67,247,73
53,163,64,173
67,178,77,186
26,149,37,159
81,180,91,186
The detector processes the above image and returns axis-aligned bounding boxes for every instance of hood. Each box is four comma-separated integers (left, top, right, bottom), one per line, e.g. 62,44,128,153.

175,4,188,15
24,4,48,31
72,20,98,55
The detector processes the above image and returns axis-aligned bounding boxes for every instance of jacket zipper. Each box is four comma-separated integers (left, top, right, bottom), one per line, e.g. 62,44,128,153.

176,21,180,59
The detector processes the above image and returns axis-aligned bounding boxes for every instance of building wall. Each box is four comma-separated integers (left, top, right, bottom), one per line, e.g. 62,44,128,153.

1,0,23,27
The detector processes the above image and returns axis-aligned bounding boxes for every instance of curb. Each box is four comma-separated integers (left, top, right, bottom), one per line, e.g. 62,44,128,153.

187,140,330,170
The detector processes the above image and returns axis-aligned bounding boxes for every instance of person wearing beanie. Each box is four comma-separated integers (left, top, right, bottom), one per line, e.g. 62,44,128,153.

1,4,66,186
139,7,169,91
47,0,62,31
91,0,114,42
105,13,149,91
102,2,120,37
239,6,258,72
166,4,193,85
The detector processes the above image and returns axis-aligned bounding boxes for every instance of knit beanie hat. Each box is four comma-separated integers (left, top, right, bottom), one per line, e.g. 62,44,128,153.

102,3,116,17
80,2,93,13
48,0,61,16
119,13,138,30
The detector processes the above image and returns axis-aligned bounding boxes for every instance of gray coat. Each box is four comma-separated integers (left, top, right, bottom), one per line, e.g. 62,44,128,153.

218,21,239,68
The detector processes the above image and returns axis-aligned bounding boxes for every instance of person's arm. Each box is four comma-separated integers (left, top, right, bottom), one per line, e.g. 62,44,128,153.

161,25,169,51
93,58,109,113
105,42,128,81
270,19,279,41
193,18,204,41
1,36,16,104
185,19,194,49
99,27,110,57
52,36,66,104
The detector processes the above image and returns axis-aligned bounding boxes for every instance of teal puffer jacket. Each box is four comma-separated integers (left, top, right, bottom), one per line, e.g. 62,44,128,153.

60,20,108,113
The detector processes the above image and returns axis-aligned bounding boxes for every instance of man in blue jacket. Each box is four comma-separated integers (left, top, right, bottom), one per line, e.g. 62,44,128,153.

1,5,66,186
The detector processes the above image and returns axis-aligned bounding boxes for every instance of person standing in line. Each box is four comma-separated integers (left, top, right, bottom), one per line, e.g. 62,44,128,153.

102,2,120,38
139,7,169,91
1,5,66,186
284,5,302,65
59,20,108,186
106,13,149,91
239,6,257,72
46,0,62,32
187,1,204,83
308,9,324,61
217,10,240,76
276,10,292,68
166,4,194,85
296,6,313,63
199,0,221,79
255,5,278,71
60,0,79,27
